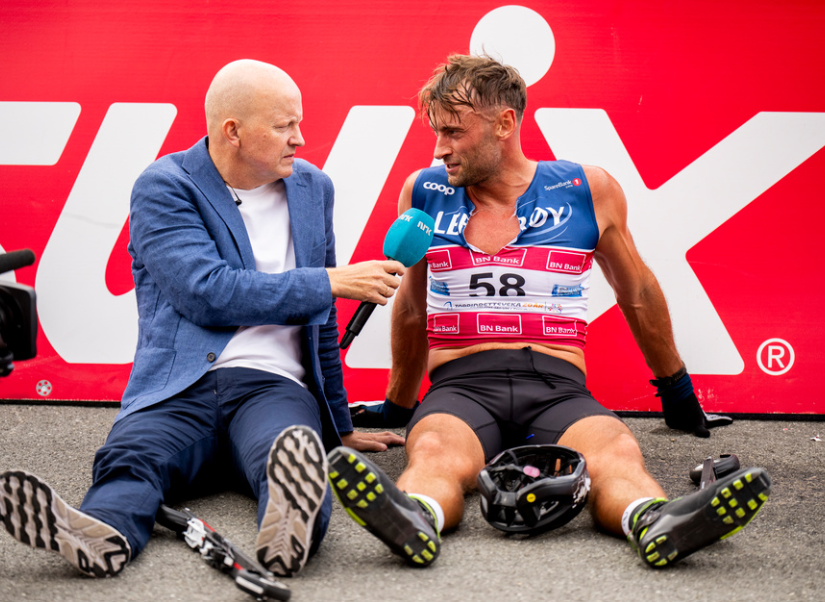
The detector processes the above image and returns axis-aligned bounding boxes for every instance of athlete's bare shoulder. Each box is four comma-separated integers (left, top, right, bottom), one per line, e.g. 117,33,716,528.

582,164,628,235
399,169,425,213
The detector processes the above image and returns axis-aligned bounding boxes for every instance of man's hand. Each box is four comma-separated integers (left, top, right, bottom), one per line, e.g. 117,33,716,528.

660,391,710,438
651,369,728,438
340,430,405,452
326,260,405,304
350,398,420,428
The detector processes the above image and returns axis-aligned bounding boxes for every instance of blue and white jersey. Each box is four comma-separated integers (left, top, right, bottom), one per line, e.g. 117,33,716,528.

411,161,600,350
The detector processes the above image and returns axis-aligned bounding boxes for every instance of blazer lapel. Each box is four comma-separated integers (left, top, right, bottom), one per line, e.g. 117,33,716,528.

182,138,256,269
284,167,315,269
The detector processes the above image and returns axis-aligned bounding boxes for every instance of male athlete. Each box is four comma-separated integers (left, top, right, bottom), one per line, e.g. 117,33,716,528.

328,54,770,569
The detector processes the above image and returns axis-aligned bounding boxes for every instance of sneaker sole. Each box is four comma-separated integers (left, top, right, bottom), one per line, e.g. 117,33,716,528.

328,448,439,567
0,470,130,577
256,426,328,577
638,468,771,568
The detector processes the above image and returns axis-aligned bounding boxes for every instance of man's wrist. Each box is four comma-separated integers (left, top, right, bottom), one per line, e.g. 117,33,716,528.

650,365,687,388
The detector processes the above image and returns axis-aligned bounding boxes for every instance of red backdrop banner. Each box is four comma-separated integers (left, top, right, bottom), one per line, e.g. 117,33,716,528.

1,1,823,414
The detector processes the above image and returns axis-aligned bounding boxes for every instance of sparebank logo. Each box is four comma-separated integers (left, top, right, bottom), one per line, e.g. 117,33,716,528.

542,178,580,191
544,180,571,192
423,181,455,195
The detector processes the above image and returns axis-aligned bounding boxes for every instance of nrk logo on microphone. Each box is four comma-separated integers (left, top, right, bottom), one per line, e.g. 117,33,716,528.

1,1,823,415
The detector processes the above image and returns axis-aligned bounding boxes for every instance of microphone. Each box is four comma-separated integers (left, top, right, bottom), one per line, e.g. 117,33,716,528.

340,208,435,349
0,249,36,276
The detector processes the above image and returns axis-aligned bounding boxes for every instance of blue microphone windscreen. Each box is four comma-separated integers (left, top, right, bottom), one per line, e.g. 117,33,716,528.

383,208,435,267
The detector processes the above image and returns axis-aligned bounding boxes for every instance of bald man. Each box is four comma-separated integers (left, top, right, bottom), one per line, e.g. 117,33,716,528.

0,59,404,579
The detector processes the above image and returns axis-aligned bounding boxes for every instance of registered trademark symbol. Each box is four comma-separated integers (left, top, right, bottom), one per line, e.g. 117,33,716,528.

756,338,795,375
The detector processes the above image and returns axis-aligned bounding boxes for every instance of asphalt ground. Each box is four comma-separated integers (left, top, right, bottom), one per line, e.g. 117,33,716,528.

1,403,823,602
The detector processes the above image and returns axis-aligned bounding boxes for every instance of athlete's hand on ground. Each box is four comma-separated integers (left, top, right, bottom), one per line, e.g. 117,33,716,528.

661,392,710,438
326,261,405,304
350,398,420,428
651,370,717,438
341,430,405,452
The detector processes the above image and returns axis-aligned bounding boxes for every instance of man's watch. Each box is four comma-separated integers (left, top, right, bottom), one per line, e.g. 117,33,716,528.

649,365,688,388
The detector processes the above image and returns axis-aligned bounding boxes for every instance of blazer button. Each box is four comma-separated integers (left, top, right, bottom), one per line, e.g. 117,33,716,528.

207,352,216,362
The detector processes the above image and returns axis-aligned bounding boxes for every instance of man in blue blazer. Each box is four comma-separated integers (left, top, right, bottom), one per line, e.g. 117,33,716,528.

0,59,404,579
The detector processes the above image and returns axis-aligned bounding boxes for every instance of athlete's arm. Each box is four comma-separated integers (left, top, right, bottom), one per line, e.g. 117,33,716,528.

587,165,683,378
588,165,711,437
385,170,430,409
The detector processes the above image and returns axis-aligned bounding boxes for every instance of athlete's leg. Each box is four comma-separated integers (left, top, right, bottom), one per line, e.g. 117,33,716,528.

397,413,488,530
328,352,507,567
558,415,665,535
327,394,498,567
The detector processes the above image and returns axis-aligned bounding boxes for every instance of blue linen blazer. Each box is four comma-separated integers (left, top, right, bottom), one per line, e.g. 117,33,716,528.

120,137,351,449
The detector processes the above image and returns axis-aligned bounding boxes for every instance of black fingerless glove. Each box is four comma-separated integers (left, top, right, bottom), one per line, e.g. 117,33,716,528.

650,369,710,438
350,398,420,428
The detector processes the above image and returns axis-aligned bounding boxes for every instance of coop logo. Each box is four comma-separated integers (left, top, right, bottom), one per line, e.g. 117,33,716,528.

423,181,455,195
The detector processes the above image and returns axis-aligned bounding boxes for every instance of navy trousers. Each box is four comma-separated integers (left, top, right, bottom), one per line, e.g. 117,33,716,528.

79,367,333,558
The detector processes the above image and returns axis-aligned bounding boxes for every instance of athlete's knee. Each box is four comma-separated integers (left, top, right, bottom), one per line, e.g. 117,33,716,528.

583,431,646,482
406,429,481,482
407,429,451,461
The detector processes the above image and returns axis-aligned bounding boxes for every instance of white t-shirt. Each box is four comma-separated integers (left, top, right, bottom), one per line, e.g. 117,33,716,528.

210,180,306,387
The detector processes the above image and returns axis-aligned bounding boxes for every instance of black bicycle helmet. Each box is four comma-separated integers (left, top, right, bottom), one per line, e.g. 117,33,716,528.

477,444,590,534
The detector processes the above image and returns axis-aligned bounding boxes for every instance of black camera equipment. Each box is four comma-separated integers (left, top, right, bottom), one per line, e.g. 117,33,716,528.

0,249,37,377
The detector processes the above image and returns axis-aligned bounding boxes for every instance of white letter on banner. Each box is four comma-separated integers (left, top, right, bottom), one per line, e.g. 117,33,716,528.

323,105,415,266
37,103,177,364
322,106,416,370
534,109,825,375
0,102,81,165
0,102,82,284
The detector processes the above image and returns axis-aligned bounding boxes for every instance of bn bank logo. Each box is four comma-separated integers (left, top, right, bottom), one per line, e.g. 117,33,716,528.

1,4,824,389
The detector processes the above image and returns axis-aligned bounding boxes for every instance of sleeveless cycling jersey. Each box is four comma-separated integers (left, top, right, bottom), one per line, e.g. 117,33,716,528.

411,161,600,350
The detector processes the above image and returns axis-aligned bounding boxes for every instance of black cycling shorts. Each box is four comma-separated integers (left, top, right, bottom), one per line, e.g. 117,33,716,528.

407,347,622,461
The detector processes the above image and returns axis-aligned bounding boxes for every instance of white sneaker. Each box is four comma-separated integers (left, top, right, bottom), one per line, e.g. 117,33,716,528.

0,470,131,577
255,425,328,577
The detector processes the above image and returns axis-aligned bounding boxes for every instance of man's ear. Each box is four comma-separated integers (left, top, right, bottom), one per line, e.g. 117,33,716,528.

222,118,241,147
496,108,518,139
